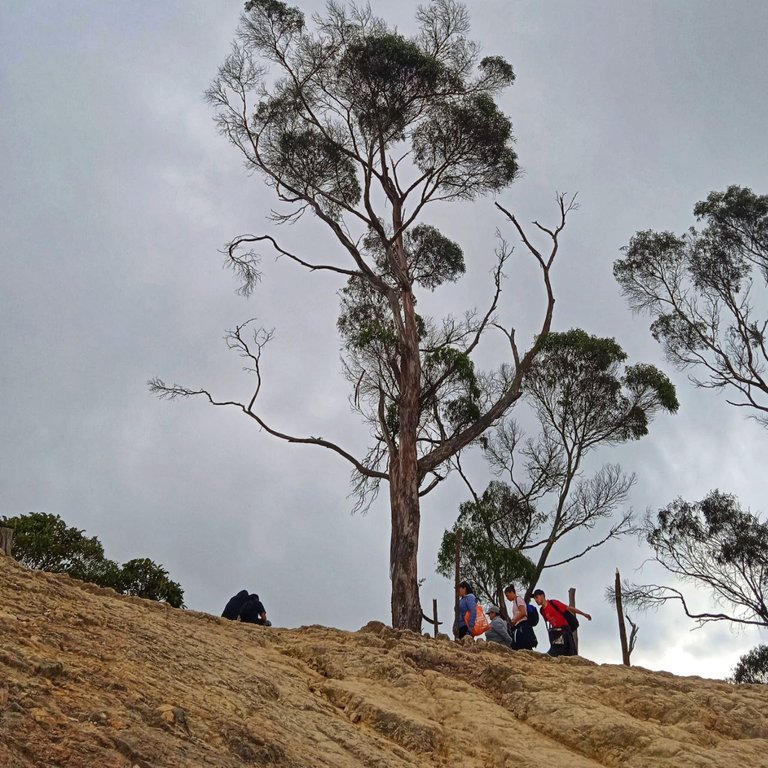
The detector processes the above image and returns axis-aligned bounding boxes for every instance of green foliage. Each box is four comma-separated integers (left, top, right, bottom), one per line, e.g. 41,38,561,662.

337,277,399,352
244,0,305,31
2,512,109,581
0,512,185,609
436,481,538,604
413,92,518,198
478,56,515,84
444,395,481,431
338,33,455,139
423,345,481,430
118,558,185,609
651,491,768,570
407,225,465,289
731,645,768,684
527,329,678,443
353,224,465,292
694,186,768,257
623,363,680,425
636,490,768,626
272,128,361,218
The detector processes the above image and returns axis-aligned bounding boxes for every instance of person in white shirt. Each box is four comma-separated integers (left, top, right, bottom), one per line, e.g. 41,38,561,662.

504,584,538,650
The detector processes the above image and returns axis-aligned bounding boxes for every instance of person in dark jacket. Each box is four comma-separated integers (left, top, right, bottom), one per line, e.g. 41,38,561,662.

239,593,268,625
221,589,249,620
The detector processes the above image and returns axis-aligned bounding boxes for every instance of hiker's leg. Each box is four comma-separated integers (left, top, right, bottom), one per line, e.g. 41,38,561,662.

564,628,577,656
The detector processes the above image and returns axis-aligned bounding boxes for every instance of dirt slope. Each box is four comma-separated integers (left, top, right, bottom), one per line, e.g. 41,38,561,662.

1,554,767,768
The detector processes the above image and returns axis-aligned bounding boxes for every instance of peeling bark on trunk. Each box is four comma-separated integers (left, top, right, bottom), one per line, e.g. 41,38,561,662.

388,273,423,632
0,527,13,558
389,465,422,631
615,569,631,666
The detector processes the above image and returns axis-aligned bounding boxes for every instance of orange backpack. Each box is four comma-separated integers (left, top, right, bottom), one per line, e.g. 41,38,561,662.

466,603,491,637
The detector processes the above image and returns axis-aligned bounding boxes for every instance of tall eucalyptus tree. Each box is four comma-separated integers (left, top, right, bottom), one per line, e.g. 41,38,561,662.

151,0,574,630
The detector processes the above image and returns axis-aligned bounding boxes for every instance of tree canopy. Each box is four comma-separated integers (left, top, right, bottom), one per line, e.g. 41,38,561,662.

614,185,768,427
731,645,768,685
621,490,768,628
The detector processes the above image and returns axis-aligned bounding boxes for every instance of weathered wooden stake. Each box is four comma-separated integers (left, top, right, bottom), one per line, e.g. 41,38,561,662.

615,569,631,666
421,599,443,637
568,586,578,654
0,527,14,558
453,529,462,639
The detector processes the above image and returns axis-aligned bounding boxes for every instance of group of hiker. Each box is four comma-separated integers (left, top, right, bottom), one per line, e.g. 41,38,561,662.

457,581,592,657
220,582,591,654
221,589,271,626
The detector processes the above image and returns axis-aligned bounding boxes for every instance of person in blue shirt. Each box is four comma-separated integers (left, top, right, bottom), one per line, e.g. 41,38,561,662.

457,580,477,639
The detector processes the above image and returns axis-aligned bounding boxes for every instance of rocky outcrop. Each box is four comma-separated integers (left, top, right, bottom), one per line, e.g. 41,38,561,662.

1,555,766,767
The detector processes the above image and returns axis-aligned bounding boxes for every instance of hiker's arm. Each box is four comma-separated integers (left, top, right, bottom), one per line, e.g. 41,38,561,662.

570,607,592,621
511,601,526,624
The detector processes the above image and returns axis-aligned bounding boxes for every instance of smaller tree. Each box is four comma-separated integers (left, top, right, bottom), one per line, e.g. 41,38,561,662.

437,481,538,607
614,185,768,427
731,645,768,684
438,330,678,605
622,490,768,627
118,558,185,608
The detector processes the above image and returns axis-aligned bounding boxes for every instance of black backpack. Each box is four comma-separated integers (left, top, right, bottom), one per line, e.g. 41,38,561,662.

549,600,579,631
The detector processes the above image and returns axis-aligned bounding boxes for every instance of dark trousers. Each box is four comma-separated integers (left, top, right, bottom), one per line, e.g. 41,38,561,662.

547,626,576,656
512,621,538,650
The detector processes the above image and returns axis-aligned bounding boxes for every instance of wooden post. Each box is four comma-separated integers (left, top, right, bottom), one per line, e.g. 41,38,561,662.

421,599,443,637
568,586,578,654
615,569,631,666
0,527,14,558
453,529,462,639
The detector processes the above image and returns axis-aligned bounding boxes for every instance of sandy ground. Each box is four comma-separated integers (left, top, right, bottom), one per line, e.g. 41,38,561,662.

1,554,767,767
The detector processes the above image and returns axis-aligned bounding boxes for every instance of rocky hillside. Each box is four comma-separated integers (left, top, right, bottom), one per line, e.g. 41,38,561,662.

1,554,767,768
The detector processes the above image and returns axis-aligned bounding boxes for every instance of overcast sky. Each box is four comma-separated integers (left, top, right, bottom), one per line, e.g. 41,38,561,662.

2,0,767,680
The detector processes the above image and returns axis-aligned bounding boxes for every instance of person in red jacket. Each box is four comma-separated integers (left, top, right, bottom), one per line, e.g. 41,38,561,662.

532,589,591,656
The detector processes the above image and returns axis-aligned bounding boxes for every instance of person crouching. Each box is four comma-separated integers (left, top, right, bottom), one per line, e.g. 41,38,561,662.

485,605,513,647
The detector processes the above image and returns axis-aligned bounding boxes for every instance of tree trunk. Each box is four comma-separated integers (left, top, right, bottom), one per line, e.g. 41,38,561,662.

453,528,462,638
387,255,424,632
0,527,14,557
568,586,578,655
615,569,631,666
389,462,422,631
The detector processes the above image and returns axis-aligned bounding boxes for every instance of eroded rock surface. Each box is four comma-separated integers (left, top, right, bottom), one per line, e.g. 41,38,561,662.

1,555,766,767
